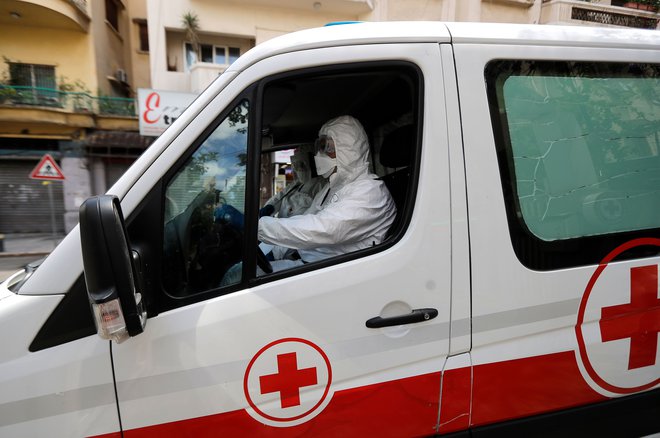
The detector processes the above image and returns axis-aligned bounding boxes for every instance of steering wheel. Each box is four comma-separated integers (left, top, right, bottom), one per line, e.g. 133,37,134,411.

214,202,273,274
256,243,273,274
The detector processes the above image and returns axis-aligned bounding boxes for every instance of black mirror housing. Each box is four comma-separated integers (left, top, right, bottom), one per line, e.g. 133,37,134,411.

79,195,146,342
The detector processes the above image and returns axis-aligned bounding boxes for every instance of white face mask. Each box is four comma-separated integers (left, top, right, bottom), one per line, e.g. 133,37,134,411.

314,153,336,178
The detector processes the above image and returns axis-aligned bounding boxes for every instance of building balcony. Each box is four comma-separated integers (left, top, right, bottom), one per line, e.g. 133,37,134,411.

190,62,227,94
486,0,535,7
1,0,91,32
541,0,659,29
222,0,373,15
0,85,135,116
0,85,137,138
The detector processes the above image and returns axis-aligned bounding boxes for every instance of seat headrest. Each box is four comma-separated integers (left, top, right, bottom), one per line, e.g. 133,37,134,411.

380,124,414,168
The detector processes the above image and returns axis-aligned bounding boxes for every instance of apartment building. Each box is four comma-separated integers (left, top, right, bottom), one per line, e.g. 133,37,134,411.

0,0,656,234
147,0,658,95
0,0,151,233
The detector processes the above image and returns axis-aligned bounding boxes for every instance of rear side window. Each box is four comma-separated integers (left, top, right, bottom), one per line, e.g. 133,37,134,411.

487,61,660,270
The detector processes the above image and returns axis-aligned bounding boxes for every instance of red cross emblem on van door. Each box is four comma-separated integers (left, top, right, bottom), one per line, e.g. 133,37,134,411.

576,238,660,396
260,352,318,408
600,265,660,370
244,338,333,426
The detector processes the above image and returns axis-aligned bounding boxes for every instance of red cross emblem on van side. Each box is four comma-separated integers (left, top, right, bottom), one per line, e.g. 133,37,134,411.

244,338,333,425
600,265,660,370
260,352,318,408
575,238,660,395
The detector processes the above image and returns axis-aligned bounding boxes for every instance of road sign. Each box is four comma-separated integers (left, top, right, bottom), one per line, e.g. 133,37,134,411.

30,154,65,181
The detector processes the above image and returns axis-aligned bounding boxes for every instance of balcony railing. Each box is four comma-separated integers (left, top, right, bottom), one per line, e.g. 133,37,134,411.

541,0,660,29
0,85,136,117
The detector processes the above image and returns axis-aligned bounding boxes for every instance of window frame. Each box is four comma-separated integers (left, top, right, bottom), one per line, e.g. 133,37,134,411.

486,59,660,271
156,88,258,307
105,0,120,33
247,61,424,287
183,43,242,70
150,61,423,311
136,19,149,52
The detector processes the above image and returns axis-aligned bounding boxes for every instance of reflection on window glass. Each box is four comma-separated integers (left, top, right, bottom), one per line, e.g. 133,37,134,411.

499,62,660,241
162,100,249,296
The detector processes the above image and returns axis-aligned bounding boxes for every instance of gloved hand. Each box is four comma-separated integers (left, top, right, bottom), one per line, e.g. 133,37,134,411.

259,204,275,218
214,204,245,230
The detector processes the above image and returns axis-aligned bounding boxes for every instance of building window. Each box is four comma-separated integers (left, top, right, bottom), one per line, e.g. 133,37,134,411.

201,44,214,63
216,46,241,65
136,19,149,52
185,43,241,70
106,0,119,32
184,42,197,70
8,62,58,106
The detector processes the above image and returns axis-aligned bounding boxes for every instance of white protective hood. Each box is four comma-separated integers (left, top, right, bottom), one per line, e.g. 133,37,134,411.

319,115,371,189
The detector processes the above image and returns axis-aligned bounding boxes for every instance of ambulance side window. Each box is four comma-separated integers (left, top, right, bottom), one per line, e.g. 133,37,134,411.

162,100,249,297
487,61,660,269
254,64,420,278
158,63,421,303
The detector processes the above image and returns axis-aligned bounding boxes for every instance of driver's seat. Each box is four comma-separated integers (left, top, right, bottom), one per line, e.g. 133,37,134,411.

379,124,414,236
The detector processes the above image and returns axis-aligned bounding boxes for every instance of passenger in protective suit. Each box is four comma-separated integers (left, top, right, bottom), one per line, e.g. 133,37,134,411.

258,115,397,271
260,144,327,219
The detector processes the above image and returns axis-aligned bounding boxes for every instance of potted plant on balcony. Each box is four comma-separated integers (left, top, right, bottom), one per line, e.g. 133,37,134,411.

623,0,660,12
59,76,91,112
0,85,17,104
0,78,16,105
0,67,17,104
182,11,201,63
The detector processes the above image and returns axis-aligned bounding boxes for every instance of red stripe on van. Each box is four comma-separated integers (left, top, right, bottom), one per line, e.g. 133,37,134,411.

95,371,441,438
438,366,471,434
471,351,605,427
91,351,612,437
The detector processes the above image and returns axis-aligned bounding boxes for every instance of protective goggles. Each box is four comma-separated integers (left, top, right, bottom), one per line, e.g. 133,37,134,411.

314,135,335,156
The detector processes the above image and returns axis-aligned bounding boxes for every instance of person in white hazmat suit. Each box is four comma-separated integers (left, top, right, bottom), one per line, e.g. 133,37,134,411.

257,115,397,272
260,144,327,219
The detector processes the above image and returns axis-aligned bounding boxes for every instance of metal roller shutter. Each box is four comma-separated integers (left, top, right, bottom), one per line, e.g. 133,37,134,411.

0,160,65,233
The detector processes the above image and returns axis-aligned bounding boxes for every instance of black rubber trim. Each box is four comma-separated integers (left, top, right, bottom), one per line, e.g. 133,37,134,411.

465,388,660,438
29,275,96,352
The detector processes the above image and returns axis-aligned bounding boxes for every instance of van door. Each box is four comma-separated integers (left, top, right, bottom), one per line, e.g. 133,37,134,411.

108,43,453,435
453,26,660,434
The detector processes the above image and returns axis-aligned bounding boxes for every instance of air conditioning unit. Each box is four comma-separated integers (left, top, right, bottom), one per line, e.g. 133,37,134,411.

115,69,128,83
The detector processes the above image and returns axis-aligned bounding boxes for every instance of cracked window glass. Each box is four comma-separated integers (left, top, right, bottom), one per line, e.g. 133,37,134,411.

499,62,659,241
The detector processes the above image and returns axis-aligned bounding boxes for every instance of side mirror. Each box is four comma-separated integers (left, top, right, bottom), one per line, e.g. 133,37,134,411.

79,195,146,343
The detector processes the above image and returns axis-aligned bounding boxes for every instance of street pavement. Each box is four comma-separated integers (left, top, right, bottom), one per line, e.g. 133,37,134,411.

0,233,64,282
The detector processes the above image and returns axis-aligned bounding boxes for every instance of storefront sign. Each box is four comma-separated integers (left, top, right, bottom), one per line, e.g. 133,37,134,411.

138,89,197,137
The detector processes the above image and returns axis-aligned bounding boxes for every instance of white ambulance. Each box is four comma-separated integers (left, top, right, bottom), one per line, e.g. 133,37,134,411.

1,21,658,437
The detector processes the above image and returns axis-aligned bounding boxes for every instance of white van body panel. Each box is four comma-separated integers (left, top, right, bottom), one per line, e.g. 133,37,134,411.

0,292,119,437
441,42,472,356
456,41,660,351
446,21,660,49
454,36,660,424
